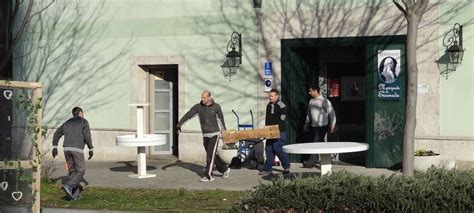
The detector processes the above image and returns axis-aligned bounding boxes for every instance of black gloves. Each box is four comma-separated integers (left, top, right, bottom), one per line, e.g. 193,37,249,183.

52,148,58,158
88,150,94,160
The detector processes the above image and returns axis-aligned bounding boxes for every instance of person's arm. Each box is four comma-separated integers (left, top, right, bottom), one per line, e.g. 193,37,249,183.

326,100,337,133
304,101,311,131
51,124,64,158
83,119,93,150
83,119,94,159
277,101,287,122
217,105,226,130
52,125,64,149
176,104,199,129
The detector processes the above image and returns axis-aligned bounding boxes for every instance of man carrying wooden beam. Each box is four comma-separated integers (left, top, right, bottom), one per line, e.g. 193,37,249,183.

259,89,290,175
176,90,231,182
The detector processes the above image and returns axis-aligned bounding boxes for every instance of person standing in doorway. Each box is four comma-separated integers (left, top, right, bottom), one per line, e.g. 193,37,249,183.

52,107,93,200
302,85,337,168
260,89,290,175
176,90,231,182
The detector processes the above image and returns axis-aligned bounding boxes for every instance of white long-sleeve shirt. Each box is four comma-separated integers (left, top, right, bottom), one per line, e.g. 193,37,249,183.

305,96,336,127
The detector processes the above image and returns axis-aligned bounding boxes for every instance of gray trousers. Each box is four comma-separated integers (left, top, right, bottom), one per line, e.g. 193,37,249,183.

64,151,86,189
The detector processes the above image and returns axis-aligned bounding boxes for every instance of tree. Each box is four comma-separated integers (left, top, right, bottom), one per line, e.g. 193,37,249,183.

393,0,429,176
0,0,55,79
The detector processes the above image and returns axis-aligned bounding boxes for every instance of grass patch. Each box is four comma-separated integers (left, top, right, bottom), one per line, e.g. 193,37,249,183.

41,181,247,211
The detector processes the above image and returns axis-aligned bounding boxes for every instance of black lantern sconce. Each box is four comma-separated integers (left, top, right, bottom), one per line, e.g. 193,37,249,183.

220,32,242,80
445,23,464,67
438,23,466,79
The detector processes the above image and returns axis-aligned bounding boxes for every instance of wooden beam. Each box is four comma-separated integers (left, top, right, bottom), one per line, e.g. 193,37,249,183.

222,125,280,143
0,80,42,89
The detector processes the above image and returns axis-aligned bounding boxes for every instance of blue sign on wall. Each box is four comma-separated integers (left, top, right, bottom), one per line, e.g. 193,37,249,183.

264,61,272,76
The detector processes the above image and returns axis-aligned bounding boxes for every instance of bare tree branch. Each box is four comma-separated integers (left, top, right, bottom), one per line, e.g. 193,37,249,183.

414,0,429,17
28,0,55,20
393,0,407,16
11,0,34,46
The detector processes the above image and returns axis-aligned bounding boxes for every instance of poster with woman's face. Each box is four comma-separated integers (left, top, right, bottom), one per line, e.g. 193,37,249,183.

378,50,401,84
377,49,401,99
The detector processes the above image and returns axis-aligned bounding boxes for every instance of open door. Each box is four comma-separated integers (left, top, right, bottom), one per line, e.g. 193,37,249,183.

148,65,178,156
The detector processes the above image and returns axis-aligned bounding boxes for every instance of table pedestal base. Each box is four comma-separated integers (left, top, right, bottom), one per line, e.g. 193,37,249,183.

129,146,156,179
320,154,332,175
129,173,156,179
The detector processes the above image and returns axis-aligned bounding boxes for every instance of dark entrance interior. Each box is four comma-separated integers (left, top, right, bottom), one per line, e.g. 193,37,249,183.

282,36,407,168
283,45,366,165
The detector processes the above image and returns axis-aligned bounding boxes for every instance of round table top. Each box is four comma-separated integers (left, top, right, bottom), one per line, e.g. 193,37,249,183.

283,142,369,154
116,134,166,147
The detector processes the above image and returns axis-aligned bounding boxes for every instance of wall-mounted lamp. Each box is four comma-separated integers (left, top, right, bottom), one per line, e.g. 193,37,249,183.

438,23,466,79
445,23,465,67
220,32,242,80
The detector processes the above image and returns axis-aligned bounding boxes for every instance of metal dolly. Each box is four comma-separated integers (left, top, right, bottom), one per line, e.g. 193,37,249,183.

231,109,264,169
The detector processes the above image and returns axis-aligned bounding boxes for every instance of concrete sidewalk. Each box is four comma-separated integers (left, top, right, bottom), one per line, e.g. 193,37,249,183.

38,158,400,213
48,157,400,191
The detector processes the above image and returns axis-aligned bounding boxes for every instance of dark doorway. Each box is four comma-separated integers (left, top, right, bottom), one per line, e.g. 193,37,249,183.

282,44,366,166
282,36,407,168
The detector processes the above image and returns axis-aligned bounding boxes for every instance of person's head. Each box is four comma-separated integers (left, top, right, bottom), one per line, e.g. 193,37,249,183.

380,57,397,74
308,85,320,98
201,90,212,105
268,89,280,104
378,57,398,83
72,107,83,117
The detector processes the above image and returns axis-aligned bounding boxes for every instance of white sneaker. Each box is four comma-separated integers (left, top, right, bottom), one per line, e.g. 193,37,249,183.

200,177,215,182
223,168,230,179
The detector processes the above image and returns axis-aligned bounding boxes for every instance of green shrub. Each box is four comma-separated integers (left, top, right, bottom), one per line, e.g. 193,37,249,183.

231,168,474,212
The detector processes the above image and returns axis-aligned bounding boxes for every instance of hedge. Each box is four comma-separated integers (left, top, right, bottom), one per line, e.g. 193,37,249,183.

231,168,474,212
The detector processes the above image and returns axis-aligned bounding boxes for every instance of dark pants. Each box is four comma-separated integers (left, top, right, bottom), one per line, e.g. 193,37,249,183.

203,136,228,179
64,151,85,190
301,126,329,163
264,132,290,172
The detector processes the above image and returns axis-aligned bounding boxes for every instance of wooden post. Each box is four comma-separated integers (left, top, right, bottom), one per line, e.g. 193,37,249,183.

32,87,42,213
0,80,43,213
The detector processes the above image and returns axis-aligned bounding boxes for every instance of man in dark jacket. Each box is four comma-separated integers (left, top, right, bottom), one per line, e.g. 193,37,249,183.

176,90,230,182
260,89,290,175
52,107,93,200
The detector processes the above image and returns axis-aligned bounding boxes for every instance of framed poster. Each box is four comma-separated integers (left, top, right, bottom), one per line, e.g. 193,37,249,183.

328,79,340,97
341,77,364,101
377,49,401,99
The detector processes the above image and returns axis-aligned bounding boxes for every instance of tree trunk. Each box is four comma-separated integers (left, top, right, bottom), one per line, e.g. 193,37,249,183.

402,14,420,176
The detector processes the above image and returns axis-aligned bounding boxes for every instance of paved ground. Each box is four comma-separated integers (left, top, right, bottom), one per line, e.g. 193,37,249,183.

48,157,400,191
37,157,400,212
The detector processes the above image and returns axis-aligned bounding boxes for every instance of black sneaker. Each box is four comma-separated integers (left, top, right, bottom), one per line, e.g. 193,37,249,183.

62,184,74,199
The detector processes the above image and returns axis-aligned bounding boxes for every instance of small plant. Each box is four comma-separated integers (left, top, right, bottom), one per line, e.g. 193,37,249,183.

415,149,439,156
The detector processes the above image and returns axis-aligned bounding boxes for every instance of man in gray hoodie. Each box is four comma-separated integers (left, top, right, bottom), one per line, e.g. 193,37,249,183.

52,107,93,200
176,90,230,182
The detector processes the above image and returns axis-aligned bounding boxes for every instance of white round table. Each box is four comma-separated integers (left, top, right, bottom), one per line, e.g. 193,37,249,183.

283,142,369,175
115,104,166,179
116,134,166,179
